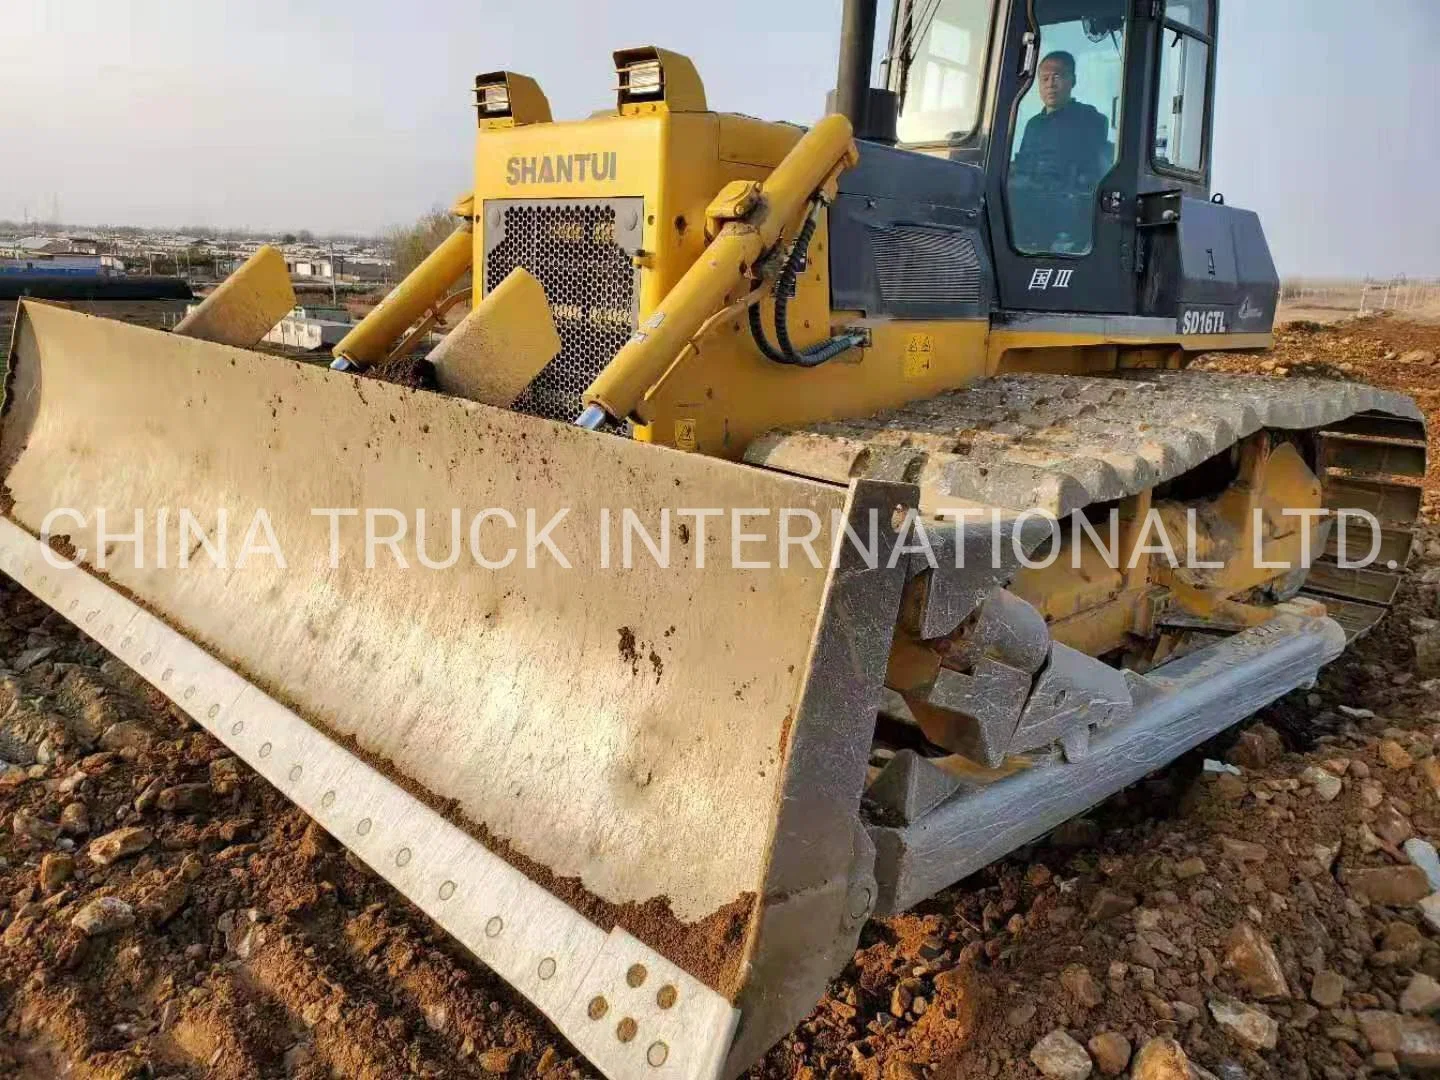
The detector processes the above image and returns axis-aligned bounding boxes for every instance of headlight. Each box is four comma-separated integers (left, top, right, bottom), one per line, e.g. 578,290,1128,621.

479,84,511,114
625,60,663,97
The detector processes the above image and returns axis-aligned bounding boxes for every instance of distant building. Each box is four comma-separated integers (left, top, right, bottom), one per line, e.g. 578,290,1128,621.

339,259,390,284
264,306,354,350
179,302,353,351
283,254,392,284
0,253,124,276
4,237,69,257
3,235,104,257
286,256,335,280
62,234,102,255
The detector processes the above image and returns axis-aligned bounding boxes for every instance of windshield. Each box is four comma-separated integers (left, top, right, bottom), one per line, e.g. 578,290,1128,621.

893,0,998,145
1005,1,1127,255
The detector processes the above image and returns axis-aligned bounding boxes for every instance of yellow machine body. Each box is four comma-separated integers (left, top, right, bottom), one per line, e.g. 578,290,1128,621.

453,58,1299,651
458,57,1272,458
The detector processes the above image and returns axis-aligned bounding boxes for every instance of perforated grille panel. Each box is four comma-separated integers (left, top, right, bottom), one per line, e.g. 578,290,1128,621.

870,224,983,307
482,199,640,422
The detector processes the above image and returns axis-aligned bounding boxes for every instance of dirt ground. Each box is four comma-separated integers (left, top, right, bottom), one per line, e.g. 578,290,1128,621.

2,312,1440,1077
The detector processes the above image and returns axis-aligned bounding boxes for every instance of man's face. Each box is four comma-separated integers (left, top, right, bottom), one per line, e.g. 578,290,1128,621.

1038,58,1075,110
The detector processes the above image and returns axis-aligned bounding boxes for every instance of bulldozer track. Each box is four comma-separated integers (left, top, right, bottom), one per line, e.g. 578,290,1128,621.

747,369,1423,514
827,370,1428,916
748,369,1427,636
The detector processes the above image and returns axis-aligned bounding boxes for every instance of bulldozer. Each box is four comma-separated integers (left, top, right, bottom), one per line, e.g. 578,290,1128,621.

0,0,1426,1075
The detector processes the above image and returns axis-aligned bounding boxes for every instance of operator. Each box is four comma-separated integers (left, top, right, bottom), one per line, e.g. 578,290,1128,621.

1012,51,1110,191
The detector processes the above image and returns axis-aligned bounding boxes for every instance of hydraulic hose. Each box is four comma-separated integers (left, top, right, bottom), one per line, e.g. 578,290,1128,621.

747,302,789,364
748,197,866,368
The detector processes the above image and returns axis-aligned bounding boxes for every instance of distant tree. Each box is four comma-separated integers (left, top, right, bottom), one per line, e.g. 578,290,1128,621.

186,242,216,271
385,208,463,281
297,229,315,243
281,233,297,245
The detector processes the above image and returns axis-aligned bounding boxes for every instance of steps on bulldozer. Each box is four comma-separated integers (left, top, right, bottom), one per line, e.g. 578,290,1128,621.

1299,418,1428,640
861,605,1345,913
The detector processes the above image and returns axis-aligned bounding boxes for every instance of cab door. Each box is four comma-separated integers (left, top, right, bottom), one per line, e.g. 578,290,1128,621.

986,0,1147,315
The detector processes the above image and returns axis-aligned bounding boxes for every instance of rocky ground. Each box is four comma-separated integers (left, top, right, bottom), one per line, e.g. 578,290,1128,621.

1,312,1440,1078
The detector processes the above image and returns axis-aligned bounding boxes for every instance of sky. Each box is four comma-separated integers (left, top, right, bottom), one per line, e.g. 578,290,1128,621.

2,0,1436,277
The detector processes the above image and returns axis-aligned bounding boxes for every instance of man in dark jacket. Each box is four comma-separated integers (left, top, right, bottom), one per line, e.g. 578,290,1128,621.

1009,50,1111,251
1013,50,1111,190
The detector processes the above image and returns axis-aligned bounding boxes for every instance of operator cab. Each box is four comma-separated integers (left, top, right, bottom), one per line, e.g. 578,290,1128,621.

884,0,1243,322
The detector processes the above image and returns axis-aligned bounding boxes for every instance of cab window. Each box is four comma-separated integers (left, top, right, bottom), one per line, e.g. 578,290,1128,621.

1153,1,1213,174
1005,1,1126,256
894,0,998,146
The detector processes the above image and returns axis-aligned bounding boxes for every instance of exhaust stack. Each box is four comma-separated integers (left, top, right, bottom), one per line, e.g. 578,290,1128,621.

833,0,878,130
830,0,896,143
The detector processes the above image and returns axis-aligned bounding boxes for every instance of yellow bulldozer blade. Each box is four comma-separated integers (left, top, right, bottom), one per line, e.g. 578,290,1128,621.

0,301,909,1078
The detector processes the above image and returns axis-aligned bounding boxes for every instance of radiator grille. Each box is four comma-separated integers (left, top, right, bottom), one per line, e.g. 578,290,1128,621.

482,200,639,422
870,225,983,307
